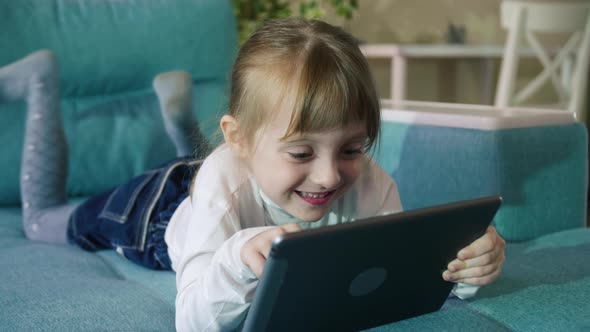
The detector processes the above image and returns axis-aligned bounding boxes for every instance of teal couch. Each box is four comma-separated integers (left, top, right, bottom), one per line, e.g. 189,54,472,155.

372,102,590,331
1,1,589,331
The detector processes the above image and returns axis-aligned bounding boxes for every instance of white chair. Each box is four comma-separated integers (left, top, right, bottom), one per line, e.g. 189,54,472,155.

495,0,590,123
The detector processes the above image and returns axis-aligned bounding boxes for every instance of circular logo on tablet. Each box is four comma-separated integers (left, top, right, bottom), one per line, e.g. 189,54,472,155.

348,267,388,297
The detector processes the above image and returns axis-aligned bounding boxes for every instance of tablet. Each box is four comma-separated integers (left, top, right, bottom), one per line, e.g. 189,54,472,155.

242,196,502,332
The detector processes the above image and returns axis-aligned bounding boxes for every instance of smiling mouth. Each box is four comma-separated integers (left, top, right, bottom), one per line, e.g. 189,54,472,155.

295,190,336,206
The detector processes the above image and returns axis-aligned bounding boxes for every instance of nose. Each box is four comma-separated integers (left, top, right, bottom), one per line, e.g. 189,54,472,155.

310,157,342,189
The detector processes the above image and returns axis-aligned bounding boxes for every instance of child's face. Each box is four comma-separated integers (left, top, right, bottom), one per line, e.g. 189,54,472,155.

246,107,367,222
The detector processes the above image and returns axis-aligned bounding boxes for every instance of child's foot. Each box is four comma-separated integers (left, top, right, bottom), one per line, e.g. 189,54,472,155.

0,50,56,103
154,71,208,158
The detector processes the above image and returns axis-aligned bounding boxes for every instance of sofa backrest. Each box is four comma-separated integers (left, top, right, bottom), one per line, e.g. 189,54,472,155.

0,0,237,205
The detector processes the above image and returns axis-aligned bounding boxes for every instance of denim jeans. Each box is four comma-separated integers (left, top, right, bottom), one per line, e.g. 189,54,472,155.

67,158,202,270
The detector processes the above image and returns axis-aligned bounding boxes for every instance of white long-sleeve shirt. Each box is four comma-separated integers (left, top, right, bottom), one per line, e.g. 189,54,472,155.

165,144,475,331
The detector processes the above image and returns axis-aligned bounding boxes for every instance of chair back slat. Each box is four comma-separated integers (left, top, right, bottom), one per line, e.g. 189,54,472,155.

495,0,590,122
501,1,590,33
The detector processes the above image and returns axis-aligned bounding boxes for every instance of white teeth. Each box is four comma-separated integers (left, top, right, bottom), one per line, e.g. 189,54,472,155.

298,191,329,199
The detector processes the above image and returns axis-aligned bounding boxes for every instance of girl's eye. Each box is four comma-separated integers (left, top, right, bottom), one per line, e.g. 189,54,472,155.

342,146,365,158
344,148,363,155
288,152,313,160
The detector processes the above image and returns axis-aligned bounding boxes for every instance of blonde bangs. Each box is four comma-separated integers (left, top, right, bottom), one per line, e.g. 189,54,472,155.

281,38,381,148
229,18,381,149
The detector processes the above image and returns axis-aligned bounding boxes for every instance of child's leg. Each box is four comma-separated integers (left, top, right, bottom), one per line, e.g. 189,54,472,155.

153,71,209,158
0,50,76,244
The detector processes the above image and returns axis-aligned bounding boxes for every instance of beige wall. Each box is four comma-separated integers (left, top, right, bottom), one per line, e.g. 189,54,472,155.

324,0,504,44
312,0,506,103
303,0,574,106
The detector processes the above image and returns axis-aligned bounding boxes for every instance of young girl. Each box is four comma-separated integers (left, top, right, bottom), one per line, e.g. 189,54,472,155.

3,18,505,332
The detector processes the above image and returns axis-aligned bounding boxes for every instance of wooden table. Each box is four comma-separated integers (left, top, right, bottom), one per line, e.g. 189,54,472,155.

359,43,538,104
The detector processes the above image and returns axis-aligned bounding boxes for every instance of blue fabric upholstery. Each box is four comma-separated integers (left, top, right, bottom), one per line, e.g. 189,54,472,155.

0,0,236,204
375,121,588,241
471,228,590,331
0,208,176,331
0,1,588,330
3,207,588,331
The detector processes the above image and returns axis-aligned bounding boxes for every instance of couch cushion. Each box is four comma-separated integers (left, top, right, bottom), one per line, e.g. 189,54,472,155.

0,80,227,204
0,0,236,95
0,0,236,205
0,208,176,330
0,207,509,331
96,250,176,307
2,207,589,331
366,297,512,331
468,228,590,331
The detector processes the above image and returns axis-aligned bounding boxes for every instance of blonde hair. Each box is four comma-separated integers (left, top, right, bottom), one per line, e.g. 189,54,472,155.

229,17,381,149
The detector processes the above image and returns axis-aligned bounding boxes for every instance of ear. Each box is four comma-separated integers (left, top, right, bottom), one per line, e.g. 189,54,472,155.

220,114,247,156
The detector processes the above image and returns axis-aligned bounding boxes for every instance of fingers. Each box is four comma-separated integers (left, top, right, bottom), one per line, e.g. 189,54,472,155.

261,224,302,254
442,226,506,286
250,223,302,256
447,248,501,273
457,226,504,260
445,267,502,286
260,223,302,258
248,252,267,278
241,223,302,278
443,261,503,284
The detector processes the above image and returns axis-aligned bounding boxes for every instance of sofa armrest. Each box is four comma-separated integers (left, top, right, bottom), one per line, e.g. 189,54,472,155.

375,101,588,241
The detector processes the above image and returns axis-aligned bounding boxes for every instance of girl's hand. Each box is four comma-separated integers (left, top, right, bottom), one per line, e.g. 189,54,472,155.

442,226,505,285
240,223,302,278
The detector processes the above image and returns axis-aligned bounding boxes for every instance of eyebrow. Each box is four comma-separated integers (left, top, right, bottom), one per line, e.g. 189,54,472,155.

279,131,368,145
